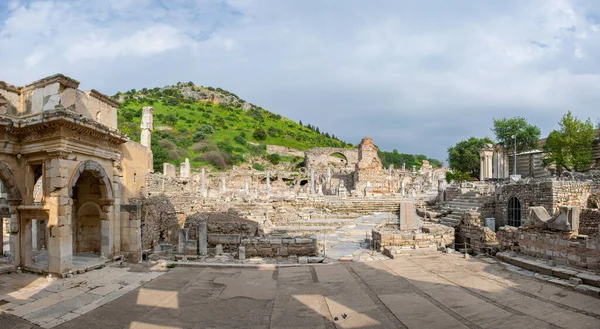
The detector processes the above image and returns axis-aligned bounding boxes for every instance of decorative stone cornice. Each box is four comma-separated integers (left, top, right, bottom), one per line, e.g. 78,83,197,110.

88,89,121,108
0,81,19,93
20,74,80,93
0,108,128,145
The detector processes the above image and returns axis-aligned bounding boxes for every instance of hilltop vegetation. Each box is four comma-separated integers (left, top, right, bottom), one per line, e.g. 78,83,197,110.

113,82,442,172
114,82,349,171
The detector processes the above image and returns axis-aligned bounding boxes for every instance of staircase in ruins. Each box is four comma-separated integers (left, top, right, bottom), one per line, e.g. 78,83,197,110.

438,191,492,227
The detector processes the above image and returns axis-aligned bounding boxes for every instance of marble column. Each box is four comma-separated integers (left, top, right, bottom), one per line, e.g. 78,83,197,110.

198,221,207,255
266,171,271,194
32,219,37,251
310,168,315,195
8,203,21,266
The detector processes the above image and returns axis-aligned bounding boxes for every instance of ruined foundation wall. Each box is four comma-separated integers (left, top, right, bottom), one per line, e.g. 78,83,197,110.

580,209,600,236
455,212,498,255
496,226,600,270
372,224,455,251
242,237,317,257
495,180,592,227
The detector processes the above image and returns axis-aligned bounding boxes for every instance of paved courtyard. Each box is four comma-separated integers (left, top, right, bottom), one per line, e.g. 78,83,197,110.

2,253,600,329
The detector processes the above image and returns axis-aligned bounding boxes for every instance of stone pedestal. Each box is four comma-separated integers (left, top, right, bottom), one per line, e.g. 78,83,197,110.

399,201,419,231
239,246,246,260
178,228,189,253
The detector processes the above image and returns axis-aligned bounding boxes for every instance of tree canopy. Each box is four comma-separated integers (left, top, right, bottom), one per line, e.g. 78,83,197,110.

542,111,597,172
447,137,494,178
378,150,442,170
492,117,541,152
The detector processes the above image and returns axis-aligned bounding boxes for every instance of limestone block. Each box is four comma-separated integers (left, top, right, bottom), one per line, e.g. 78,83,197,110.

298,256,308,264
238,246,246,260
278,246,289,256
215,244,223,255
208,234,241,245
257,248,274,256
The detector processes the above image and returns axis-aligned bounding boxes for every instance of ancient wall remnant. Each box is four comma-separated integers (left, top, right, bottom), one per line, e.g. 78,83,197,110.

304,147,358,169
496,226,599,270
0,74,151,275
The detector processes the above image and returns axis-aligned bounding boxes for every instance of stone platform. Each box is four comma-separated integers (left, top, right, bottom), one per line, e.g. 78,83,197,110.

5,253,600,328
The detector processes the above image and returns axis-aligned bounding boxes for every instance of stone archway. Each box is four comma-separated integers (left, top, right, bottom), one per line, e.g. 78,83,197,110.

68,160,114,201
68,160,114,258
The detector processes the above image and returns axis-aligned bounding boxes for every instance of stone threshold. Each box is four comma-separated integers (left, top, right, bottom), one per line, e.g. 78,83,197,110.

163,260,336,269
22,255,122,278
497,252,600,297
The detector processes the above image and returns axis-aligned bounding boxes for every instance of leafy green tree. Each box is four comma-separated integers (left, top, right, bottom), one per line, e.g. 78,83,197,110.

445,170,472,183
447,137,494,178
151,139,170,173
492,117,541,152
543,111,597,172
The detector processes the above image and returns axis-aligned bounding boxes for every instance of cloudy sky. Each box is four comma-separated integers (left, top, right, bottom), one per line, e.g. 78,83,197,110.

1,0,600,162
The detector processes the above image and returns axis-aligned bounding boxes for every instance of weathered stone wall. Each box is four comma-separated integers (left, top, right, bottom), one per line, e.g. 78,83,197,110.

455,211,498,255
242,237,317,257
495,180,592,227
135,196,180,250
184,212,261,240
580,209,600,236
304,147,358,169
496,226,599,270
372,224,455,251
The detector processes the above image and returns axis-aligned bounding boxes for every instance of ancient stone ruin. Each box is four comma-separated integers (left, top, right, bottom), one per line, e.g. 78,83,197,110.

0,74,151,276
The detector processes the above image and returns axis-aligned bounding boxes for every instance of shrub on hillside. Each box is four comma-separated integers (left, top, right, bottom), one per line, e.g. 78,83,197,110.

253,128,267,141
267,153,281,165
248,143,266,156
234,135,247,145
191,142,218,153
158,139,176,150
252,163,265,171
199,151,229,170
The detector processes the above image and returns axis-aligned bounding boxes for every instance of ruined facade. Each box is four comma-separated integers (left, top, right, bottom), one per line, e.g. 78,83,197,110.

0,74,151,276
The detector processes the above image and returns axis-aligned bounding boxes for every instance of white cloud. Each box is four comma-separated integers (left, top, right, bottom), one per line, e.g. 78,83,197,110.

2,0,600,160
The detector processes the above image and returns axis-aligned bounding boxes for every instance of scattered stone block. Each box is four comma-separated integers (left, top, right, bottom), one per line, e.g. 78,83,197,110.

298,256,308,264
569,277,583,285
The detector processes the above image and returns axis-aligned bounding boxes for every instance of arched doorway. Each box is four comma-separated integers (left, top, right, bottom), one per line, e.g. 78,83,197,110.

72,171,105,255
507,197,522,227
68,160,114,261
329,152,348,167
75,202,102,253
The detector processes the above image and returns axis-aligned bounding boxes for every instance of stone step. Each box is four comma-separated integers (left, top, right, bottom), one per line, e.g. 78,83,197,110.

272,226,337,233
0,263,16,275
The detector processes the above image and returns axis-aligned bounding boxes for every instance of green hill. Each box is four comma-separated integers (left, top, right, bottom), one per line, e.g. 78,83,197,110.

114,82,351,171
